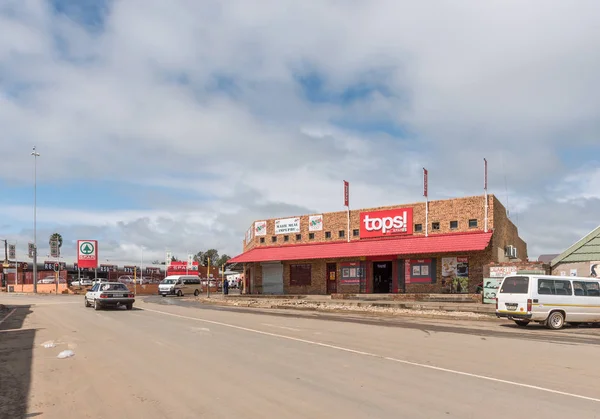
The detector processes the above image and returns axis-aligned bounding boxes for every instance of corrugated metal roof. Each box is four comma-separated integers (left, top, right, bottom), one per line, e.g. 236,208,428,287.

228,231,493,264
551,225,600,267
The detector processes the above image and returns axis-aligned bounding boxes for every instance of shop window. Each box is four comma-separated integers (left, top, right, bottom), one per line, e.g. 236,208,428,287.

339,230,345,238
271,236,277,243
290,264,311,286
432,222,440,231
325,231,332,239
296,234,302,241
414,224,423,232
469,219,478,228
284,235,289,242
450,220,458,229
260,237,265,244
309,233,315,240
353,229,360,237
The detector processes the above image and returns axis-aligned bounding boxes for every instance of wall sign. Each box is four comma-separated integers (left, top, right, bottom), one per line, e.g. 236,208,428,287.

309,215,323,231
254,221,267,236
483,277,502,304
359,208,413,238
489,266,518,278
591,262,599,278
405,259,435,284
340,262,365,285
275,217,300,234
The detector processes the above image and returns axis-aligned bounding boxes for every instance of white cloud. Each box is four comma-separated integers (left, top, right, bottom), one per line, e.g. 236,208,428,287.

1,0,600,263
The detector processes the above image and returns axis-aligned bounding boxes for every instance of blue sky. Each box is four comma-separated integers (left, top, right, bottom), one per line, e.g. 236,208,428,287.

1,0,599,264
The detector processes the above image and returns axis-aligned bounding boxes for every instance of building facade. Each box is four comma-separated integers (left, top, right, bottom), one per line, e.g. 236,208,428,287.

551,225,600,277
229,194,528,295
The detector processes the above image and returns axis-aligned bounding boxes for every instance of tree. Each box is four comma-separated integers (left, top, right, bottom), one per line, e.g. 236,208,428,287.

49,233,63,249
217,254,231,268
195,249,219,266
151,259,160,265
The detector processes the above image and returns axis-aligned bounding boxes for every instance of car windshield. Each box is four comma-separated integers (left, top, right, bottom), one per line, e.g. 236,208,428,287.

101,283,128,291
162,279,176,284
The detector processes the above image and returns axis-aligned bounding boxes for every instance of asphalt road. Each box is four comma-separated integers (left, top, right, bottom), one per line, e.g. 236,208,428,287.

2,294,600,419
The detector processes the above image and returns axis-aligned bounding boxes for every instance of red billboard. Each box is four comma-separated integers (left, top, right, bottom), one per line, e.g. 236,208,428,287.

77,240,98,269
359,208,413,238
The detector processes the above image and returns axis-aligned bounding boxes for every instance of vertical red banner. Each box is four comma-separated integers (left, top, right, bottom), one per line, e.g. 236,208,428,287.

343,180,349,207
423,168,428,198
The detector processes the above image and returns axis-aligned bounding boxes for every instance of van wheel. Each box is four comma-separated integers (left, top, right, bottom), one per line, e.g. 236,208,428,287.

194,290,199,296
546,311,565,330
177,290,183,297
514,320,529,327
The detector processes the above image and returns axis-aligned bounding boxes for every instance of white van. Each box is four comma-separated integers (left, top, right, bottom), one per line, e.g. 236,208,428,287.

158,275,202,297
496,274,600,329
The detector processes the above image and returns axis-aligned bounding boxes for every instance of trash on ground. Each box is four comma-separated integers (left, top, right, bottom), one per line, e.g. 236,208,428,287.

57,350,75,359
41,341,56,348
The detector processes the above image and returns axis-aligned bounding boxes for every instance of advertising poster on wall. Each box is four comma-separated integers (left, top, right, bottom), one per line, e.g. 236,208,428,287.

254,221,267,236
441,257,469,293
591,262,600,278
340,262,364,285
405,259,435,284
483,278,502,304
275,217,300,234
570,269,578,277
309,215,323,231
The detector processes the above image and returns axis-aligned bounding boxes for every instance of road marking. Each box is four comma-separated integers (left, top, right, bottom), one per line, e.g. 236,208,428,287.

141,306,600,403
0,308,16,325
261,323,301,332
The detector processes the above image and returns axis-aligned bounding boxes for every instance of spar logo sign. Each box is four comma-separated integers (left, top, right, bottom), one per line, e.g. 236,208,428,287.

359,208,413,238
77,240,98,269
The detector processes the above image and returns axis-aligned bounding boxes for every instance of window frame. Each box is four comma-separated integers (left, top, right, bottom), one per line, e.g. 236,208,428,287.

309,233,315,240
450,220,458,229
325,231,332,239
338,230,345,238
352,229,360,237
271,236,277,243
290,264,312,286
431,222,440,231
469,219,478,228
414,224,423,232
260,237,265,244
296,234,302,241
284,235,289,242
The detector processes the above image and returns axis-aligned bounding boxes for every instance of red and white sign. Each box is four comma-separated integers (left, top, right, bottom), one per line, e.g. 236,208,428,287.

167,261,199,274
359,208,413,238
77,240,98,269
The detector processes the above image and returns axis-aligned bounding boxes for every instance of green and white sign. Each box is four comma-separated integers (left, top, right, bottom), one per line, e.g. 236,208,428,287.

77,240,98,268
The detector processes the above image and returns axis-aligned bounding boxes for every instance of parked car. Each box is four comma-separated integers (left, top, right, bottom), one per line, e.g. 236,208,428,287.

85,282,135,310
39,276,56,284
118,275,134,284
72,278,93,287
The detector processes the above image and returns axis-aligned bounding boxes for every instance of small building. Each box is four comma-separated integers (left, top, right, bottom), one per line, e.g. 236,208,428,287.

551,225,600,277
228,194,528,295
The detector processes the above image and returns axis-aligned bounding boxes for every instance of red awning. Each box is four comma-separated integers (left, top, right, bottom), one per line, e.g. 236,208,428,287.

228,231,493,264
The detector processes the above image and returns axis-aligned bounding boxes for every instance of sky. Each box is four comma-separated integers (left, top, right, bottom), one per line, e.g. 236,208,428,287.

1,0,599,266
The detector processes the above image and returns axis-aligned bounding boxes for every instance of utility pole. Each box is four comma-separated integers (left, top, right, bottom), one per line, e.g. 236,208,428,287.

206,256,210,298
31,146,40,293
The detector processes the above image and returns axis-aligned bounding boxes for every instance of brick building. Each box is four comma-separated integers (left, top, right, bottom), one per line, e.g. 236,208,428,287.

228,194,528,295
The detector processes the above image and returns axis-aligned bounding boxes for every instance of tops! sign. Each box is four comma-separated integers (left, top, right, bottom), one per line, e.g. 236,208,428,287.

359,208,413,238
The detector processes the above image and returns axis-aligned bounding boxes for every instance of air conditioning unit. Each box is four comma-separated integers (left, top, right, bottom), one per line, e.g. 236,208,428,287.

505,245,518,259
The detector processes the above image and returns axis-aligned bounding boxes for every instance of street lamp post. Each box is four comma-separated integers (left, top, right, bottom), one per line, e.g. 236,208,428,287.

31,146,40,293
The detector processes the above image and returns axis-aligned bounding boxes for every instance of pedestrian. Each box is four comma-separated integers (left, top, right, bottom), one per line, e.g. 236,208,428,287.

223,278,229,295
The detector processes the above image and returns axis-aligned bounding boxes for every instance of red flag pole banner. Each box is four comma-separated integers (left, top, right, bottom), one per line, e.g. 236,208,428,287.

423,168,429,237
484,158,488,232
344,180,350,242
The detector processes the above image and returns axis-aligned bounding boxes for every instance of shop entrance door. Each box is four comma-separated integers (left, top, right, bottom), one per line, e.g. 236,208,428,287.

326,263,337,294
373,261,393,293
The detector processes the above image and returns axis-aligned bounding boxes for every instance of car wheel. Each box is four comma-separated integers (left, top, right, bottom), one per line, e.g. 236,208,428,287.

177,290,183,297
514,320,529,327
194,289,199,296
546,311,565,330
84,297,90,307
94,299,101,311
126,303,133,310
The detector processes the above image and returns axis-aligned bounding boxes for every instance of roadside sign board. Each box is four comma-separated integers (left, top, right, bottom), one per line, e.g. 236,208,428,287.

77,240,98,269
50,240,60,258
28,243,35,259
8,244,16,260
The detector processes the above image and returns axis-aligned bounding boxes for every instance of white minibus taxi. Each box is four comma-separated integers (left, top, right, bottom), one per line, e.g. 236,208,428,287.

158,275,202,297
496,274,600,330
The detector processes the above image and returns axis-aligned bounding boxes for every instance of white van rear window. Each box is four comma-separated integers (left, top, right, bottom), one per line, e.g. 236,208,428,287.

499,276,529,294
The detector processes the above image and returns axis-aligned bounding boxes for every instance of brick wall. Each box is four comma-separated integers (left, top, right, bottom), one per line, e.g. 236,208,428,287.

551,262,596,277
490,196,528,263
243,194,521,252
